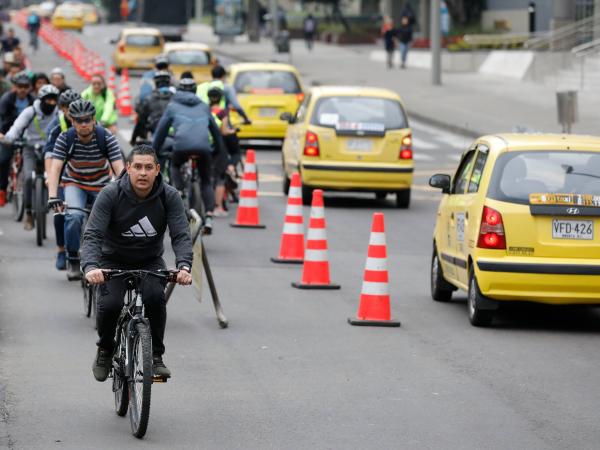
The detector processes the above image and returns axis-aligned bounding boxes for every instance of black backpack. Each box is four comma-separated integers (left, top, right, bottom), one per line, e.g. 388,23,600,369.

60,126,111,177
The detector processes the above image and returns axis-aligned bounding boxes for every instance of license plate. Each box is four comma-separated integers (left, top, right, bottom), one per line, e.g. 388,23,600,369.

346,139,373,152
552,219,594,240
259,108,277,117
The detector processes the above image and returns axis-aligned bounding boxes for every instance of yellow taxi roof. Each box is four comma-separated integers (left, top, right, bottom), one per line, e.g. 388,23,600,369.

55,3,83,13
164,42,211,53
481,133,600,152
229,62,299,73
121,27,162,37
309,85,402,102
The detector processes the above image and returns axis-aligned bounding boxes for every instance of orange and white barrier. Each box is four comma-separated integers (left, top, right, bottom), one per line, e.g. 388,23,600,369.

230,150,265,228
272,172,304,264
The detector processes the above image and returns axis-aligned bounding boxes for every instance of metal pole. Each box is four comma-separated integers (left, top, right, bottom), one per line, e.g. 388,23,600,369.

430,0,441,85
136,0,144,26
270,0,279,46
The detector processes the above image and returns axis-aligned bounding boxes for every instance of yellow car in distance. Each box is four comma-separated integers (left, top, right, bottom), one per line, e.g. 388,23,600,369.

81,3,100,24
163,42,215,82
429,134,600,327
51,3,85,32
228,63,304,146
112,28,164,74
281,86,413,207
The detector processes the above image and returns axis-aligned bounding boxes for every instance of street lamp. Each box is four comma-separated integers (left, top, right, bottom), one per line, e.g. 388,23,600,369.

431,0,441,85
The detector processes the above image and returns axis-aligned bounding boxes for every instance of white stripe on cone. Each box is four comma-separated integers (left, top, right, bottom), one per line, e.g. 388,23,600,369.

361,281,390,296
245,163,256,173
241,180,258,191
239,197,258,207
289,186,302,198
306,227,327,241
369,232,386,246
285,204,303,216
283,222,304,235
310,207,325,219
304,249,329,262
365,257,388,271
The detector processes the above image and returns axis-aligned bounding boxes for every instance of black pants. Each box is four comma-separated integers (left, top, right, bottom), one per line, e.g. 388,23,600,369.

0,144,35,211
170,150,215,213
96,258,167,356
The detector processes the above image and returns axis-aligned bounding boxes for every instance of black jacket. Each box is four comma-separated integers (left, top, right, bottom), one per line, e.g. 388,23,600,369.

81,172,193,272
0,91,35,134
131,88,173,144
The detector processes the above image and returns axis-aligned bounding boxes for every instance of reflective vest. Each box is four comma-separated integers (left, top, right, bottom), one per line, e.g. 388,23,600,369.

197,80,226,110
58,112,69,132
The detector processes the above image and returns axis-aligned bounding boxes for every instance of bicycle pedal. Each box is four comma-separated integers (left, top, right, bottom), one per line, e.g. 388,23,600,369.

152,375,168,383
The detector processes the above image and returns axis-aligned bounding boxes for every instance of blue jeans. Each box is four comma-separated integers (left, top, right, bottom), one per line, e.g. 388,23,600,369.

399,42,410,65
64,185,98,262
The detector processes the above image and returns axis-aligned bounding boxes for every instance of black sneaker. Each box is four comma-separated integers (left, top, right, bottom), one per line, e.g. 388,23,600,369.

202,216,213,235
92,348,112,382
152,355,171,379
66,260,82,281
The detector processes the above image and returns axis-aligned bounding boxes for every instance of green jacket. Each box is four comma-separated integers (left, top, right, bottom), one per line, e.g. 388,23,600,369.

81,85,118,126
197,80,226,110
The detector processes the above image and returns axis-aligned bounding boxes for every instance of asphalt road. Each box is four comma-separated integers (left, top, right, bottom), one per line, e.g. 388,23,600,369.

1,23,600,450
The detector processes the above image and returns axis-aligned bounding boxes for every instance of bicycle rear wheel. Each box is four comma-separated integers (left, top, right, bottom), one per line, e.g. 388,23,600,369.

11,170,24,222
34,177,46,246
129,322,153,438
113,329,129,417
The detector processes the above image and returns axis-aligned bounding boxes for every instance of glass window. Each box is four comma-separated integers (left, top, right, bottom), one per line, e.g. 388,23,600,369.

295,94,311,122
125,35,160,47
310,96,408,131
453,150,476,194
233,71,301,94
167,50,211,65
488,151,600,204
468,150,488,193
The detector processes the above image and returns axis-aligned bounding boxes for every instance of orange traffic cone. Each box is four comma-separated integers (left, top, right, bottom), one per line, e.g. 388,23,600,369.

292,189,340,290
348,213,400,327
230,150,265,228
108,66,118,108
118,68,132,117
271,172,304,264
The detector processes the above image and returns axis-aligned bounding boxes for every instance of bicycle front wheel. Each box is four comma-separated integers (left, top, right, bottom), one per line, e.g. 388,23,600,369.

11,170,24,222
34,177,46,246
113,329,129,417
129,322,153,439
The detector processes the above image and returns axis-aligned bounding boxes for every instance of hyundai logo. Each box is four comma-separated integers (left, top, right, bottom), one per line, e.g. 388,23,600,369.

566,207,580,215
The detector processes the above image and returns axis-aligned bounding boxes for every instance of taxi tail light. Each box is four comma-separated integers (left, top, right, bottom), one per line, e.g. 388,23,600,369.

296,93,305,103
303,131,320,157
399,134,413,160
477,206,506,249
118,43,125,53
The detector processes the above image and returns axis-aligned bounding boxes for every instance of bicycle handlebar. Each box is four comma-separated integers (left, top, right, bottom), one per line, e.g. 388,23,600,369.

102,269,179,283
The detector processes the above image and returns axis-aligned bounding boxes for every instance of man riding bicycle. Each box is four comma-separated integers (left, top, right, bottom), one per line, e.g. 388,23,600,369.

80,144,193,381
46,99,125,280
1,84,59,229
130,70,173,146
152,77,226,234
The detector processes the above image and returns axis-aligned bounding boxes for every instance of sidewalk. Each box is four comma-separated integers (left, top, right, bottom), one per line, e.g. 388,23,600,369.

187,24,599,138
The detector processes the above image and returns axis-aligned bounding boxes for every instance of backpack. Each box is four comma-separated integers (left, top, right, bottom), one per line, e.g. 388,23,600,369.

60,126,110,177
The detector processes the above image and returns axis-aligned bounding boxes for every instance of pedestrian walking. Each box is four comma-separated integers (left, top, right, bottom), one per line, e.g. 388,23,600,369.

381,15,395,69
397,15,414,69
303,14,317,51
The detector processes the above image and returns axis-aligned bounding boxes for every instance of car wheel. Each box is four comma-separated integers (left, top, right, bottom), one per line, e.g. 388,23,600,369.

375,192,387,200
301,184,313,206
115,67,122,76
431,246,455,302
467,267,495,327
396,189,411,209
282,173,290,195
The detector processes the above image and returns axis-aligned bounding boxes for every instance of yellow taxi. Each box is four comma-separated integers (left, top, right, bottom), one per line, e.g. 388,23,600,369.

81,4,99,24
228,63,304,146
429,134,600,326
163,42,215,82
112,28,164,74
51,3,85,32
281,86,413,207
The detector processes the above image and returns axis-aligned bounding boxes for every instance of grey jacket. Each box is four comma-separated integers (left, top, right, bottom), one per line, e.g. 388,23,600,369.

81,172,193,272
5,99,57,146
152,90,225,155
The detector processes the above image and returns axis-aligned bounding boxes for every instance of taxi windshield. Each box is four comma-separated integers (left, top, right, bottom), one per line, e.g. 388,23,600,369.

125,35,160,47
311,96,408,131
233,70,301,94
167,50,211,65
488,151,600,204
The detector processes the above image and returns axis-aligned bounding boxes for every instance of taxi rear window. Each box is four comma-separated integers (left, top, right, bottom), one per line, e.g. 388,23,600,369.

233,70,301,94
310,96,408,131
167,50,211,65
126,35,161,47
487,151,600,204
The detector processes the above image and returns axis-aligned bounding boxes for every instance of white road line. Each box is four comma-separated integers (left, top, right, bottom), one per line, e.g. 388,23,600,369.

412,137,438,151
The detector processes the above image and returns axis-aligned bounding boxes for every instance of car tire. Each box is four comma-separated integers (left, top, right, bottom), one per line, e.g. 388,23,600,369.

301,184,313,206
431,246,455,302
468,267,496,327
375,192,387,200
396,189,411,209
115,67,122,76
282,168,290,195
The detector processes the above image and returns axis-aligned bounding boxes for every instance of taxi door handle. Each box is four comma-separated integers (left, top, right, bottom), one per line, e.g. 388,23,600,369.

450,212,454,219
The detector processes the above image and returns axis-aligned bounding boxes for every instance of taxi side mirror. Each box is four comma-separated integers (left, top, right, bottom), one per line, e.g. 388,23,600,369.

109,37,118,45
280,112,294,123
429,174,451,194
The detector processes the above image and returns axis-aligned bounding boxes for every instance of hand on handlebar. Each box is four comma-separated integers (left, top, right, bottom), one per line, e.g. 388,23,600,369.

242,119,252,126
86,268,105,285
47,197,64,213
176,269,192,286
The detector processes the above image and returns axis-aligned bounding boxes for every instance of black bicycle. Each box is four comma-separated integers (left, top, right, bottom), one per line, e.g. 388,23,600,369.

31,143,47,246
7,139,25,222
105,268,178,439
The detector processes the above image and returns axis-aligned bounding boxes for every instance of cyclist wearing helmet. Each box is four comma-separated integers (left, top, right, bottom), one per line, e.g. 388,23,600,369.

139,54,173,102
197,64,251,125
43,89,81,270
49,67,71,94
0,83,59,229
0,72,34,207
152,77,226,233
46,99,125,280
130,70,174,146
81,74,118,134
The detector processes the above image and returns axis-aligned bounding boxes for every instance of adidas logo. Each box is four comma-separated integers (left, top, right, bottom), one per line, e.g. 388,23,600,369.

122,216,158,237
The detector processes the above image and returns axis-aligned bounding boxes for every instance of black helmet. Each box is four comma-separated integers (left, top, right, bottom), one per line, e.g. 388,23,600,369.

207,86,223,102
153,70,171,88
12,72,30,86
178,78,196,92
154,54,169,69
68,99,96,119
58,89,81,107
38,84,60,100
